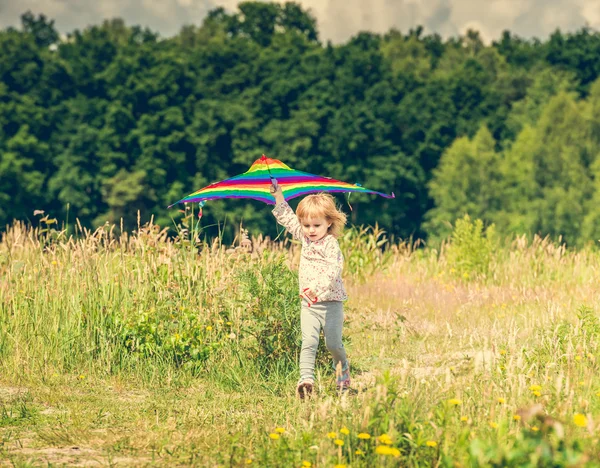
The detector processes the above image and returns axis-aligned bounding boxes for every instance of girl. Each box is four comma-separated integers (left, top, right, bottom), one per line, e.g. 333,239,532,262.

270,184,350,398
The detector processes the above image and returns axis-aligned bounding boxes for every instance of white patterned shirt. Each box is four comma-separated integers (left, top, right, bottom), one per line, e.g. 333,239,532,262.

272,201,347,302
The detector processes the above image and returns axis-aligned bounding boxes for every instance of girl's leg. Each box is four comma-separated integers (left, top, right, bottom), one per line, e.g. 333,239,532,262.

299,303,324,383
322,301,348,374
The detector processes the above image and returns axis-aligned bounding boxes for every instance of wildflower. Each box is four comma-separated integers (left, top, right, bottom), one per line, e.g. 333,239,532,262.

327,432,337,439
378,434,393,445
497,397,506,404
51,260,57,265
575,355,582,361
460,416,469,422
334,439,344,446
375,446,392,455
226,321,233,326
206,326,213,331
340,426,350,435
426,440,437,447
513,415,521,421
334,465,346,468
573,413,588,428
578,381,585,387
268,433,279,440
217,319,224,324
448,398,462,406
531,426,539,432
489,422,498,429
355,449,364,455
302,462,311,468
78,375,85,380
245,460,253,465
274,427,285,433
499,349,507,355
357,433,371,439
532,390,541,397
596,391,600,397
376,446,400,457
529,385,542,392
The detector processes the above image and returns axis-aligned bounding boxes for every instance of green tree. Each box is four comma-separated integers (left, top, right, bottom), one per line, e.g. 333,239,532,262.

424,126,502,239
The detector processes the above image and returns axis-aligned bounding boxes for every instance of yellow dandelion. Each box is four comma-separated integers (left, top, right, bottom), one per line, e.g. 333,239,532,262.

596,391,600,397
245,459,253,465
206,326,213,331
274,427,285,433
378,434,393,445
513,415,521,421
226,321,233,326
573,413,588,428
376,446,392,455
334,439,344,446
51,260,57,265
355,449,364,455
531,426,539,432
340,427,350,435
301,462,311,468
390,448,401,457
78,375,85,380
499,349,507,355
575,355,582,361
357,433,371,439
532,390,541,397
529,385,542,392
448,398,462,406
460,416,469,422
327,432,337,439
489,422,499,429
497,397,506,404
425,440,437,447
334,465,346,468
268,433,279,440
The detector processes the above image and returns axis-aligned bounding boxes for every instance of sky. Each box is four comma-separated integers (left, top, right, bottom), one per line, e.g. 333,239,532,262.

0,0,599,44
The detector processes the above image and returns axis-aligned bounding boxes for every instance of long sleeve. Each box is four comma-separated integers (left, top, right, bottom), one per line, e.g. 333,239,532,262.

272,201,305,242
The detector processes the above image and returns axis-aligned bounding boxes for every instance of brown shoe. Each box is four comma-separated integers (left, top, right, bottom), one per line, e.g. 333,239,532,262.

297,380,314,399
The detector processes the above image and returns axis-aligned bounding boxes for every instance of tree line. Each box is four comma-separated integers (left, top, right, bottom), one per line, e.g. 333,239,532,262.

2,3,600,244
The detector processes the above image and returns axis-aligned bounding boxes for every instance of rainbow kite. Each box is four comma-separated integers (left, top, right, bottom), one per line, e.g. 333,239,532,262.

169,155,395,207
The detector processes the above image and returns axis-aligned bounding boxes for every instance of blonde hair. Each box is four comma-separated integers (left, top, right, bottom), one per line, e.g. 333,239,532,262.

296,193,347,238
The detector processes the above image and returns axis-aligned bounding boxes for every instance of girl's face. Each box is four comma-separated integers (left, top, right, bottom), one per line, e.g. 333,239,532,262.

301,215,331,241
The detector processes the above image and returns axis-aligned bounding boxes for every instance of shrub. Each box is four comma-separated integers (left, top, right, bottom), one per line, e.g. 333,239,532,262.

445,215,498,280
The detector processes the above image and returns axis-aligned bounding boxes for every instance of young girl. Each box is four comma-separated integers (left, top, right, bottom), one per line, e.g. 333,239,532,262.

270,184,350,398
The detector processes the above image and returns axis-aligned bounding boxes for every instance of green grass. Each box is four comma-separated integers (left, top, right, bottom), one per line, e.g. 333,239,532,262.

2,219,600,466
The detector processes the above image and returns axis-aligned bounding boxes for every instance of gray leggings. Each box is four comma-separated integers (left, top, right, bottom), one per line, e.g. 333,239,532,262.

299,300,348,382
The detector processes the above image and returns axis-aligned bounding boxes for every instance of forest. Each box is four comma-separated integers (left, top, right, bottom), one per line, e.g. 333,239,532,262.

2,2,600,244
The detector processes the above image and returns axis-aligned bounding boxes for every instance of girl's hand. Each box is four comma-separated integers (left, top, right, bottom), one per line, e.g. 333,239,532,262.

270,182,285,204
303,288,317,302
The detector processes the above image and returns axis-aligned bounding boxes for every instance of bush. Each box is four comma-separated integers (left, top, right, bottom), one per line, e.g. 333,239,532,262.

445,215,498,280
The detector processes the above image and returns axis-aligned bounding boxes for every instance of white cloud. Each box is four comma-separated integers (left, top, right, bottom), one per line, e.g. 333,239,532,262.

0,0,596,42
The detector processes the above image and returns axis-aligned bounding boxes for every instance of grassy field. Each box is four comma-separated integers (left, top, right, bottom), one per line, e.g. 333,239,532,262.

2,216,600,467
